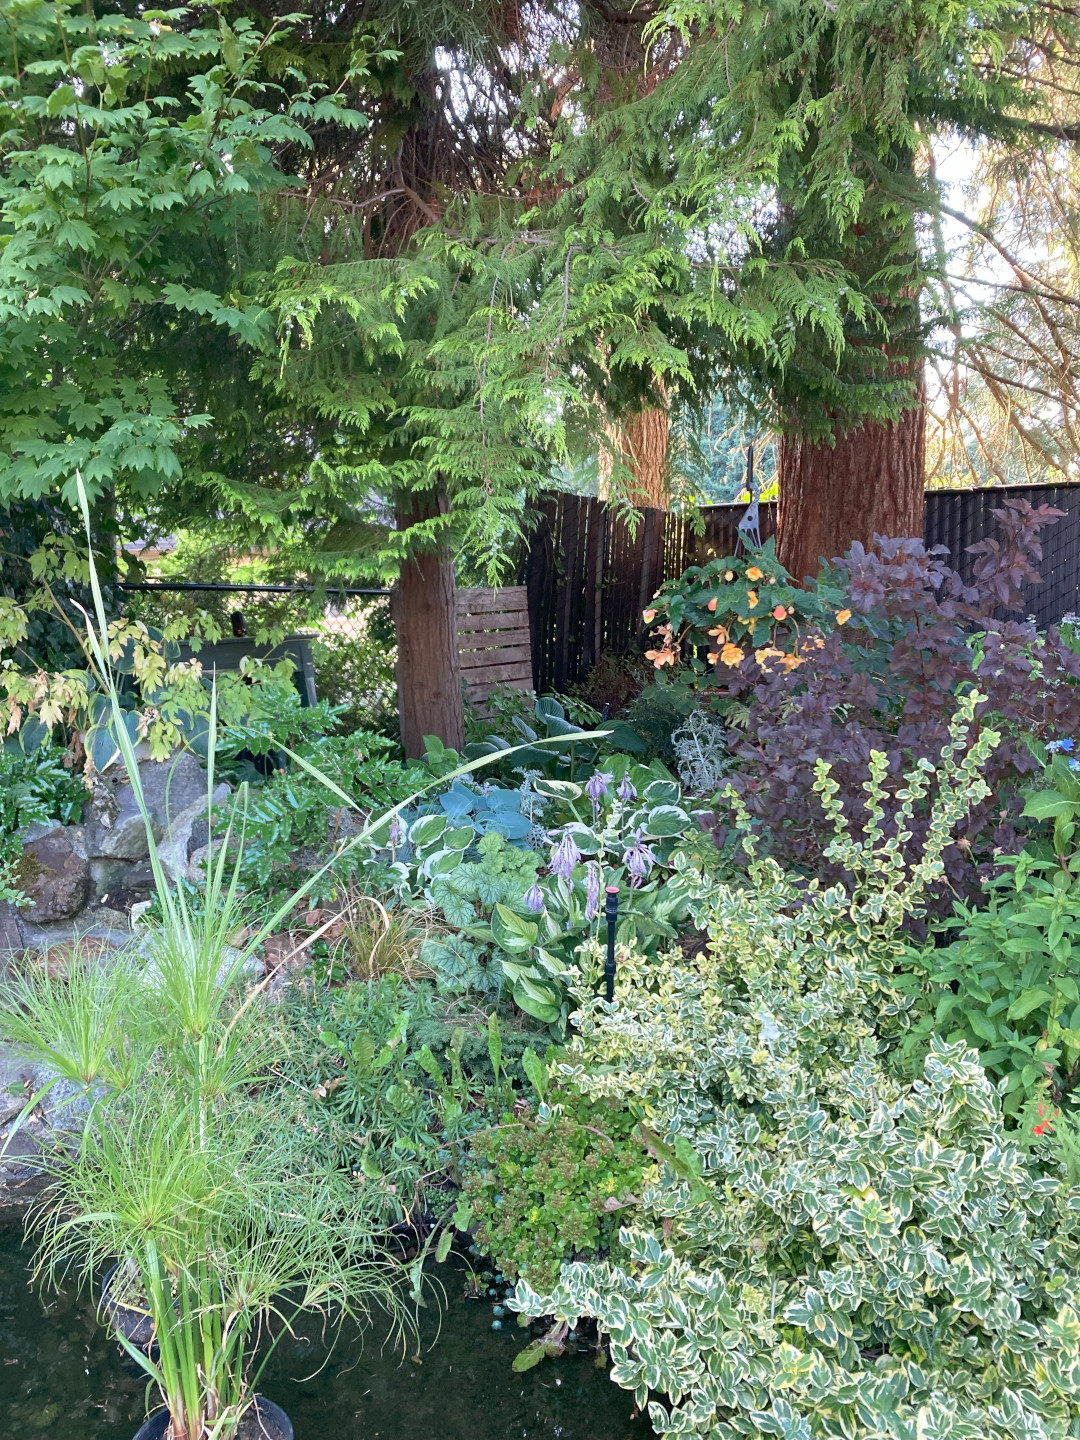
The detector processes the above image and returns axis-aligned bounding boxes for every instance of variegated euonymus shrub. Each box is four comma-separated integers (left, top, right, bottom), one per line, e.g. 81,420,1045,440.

513,699,1080,1439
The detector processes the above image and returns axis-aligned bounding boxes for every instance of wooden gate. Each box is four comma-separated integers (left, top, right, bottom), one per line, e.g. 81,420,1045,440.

456,586,534,710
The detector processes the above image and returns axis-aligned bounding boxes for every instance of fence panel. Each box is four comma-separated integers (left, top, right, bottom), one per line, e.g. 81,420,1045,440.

524,485,1080,694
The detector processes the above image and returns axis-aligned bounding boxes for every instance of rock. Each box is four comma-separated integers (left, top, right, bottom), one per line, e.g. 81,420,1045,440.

87,751,210,860
90,856,157,909
129,899,154,930
19,826,90,923
187,843,211,884
86,781,150,861
158,783,231,887
0,900,22,963
328,807,366,841
0,1045,97,1210
21,934,119,980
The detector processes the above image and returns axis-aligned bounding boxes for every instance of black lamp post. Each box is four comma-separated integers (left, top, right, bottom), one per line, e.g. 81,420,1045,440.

604,886,619,1002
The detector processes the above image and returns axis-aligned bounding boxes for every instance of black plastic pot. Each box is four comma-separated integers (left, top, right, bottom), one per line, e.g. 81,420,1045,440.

132,1396,293,1440
101,1264,155,1352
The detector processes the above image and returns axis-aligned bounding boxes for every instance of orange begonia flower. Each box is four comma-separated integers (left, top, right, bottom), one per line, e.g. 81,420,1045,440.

837,609,852,625
643,608,657,624
720,642,744,667
746,566,763,581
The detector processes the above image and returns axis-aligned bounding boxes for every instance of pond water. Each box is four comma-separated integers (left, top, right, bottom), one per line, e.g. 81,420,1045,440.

0,1226,650,1440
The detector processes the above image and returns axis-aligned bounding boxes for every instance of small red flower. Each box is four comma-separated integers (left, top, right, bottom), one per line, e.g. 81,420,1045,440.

1033,1102,1055,1138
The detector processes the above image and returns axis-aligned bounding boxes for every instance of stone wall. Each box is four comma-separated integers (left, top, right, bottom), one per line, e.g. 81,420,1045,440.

1,751,229,955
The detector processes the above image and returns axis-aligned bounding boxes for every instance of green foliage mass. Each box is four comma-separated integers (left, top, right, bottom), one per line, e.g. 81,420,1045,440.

506,705,1080,1439
463,1087,648,1293
0,0,364,510
286,974,548,1223
908,748,1080,1115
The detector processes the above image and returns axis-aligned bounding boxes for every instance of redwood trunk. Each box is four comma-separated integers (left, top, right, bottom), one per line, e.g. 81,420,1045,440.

777,381,926,583
392,491,464,757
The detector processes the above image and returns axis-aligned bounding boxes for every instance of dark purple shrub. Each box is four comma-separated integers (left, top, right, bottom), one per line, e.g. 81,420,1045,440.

725,499,1080,909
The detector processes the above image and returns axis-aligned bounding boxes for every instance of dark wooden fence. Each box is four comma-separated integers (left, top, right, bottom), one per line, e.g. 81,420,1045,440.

522,483,1080,694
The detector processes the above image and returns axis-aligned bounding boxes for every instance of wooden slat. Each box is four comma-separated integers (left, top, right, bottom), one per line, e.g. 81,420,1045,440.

464,659,534,685
459,644,533,671
457,586,529,615
458,627,531,653
456,608,529,633
465,676,533,703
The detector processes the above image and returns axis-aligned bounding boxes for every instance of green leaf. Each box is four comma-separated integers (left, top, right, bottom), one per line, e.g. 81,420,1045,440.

1007,987,1055,1020
409,814,447,848
435,1228,453,1264
491,903,538,953
642,804,692,838
522,1046,548,1100
350,1030,375,1069
512,1339,558,1372
511,974,562,1023
966,1011,998,1043
1022,790,1077,820
532,778,583,801
487,1009,502,1086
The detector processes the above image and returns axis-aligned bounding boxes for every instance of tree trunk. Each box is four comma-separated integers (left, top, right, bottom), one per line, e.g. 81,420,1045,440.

392,491,464,757
777,375,926,583
599,399,670,508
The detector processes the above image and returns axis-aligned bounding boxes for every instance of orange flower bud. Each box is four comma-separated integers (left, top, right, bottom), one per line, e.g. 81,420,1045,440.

772,605,788,620
707,597,717,612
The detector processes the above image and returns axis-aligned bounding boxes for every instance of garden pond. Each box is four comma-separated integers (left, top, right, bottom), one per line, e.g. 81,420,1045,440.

0,1227,647,1439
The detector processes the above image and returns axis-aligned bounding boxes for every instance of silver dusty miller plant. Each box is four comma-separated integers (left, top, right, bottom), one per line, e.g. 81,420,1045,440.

671,711,731,794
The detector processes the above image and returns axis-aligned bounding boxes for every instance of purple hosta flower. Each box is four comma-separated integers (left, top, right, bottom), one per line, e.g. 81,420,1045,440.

549,832,582,884
616,775,637,804
584,863,601,921
524,882,545,914
622,829,656,888
585,771,613,811
388,815,405,848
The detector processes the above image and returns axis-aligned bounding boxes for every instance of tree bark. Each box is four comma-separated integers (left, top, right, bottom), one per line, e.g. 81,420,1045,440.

599,397,670,508
777,374,926,583
392,491,464,757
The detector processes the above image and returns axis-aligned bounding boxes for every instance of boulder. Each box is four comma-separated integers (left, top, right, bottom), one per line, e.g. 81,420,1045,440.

87,751,209,860
90,856,157,908
0,1045,100,1210
158,783,231,887
18,826,89,922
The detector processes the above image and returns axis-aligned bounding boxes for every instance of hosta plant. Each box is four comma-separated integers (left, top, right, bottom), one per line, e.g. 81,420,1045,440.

373,757,719,1028
509,702,1080,1440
